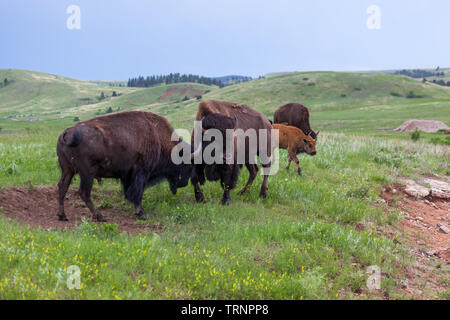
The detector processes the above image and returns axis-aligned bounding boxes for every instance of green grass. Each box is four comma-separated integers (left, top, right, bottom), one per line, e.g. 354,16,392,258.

0,69,449,299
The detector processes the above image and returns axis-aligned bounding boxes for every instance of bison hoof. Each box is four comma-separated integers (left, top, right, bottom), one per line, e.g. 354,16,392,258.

297,170,302,176
58,215,69,222
221,198,231,206
195,192,205,203
238,189,246,196
137,214,148,221
260,192,267,199
95,216,107,222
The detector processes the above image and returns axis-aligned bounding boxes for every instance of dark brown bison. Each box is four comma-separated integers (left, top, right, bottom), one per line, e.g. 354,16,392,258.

273,124,316,176
273,103,318,139
57,111,192,222
190,100,273,205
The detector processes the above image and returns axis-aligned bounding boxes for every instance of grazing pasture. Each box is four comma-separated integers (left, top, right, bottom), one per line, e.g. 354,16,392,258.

0,70,449,299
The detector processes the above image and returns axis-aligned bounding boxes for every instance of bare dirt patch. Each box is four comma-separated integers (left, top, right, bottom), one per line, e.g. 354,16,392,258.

157,87,179,101
0,187,162,234
380,183,449,262
379,179,449,298
394,120,449,133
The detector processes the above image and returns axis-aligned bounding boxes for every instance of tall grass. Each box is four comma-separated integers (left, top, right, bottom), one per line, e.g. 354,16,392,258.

1,127,448,299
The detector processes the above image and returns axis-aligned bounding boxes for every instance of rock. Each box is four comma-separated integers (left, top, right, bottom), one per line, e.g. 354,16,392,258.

422,178,450,200
437,223,449,234
400,280,409,289
404,184,430,198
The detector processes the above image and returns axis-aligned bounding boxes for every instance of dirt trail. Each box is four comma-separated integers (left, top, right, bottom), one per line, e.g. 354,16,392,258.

380,182,450,262
0,187,162,234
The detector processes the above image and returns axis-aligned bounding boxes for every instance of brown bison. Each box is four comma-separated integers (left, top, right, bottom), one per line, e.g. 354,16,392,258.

273,124,316,176
273,103,318,140
191,100,273,205
57,111,193,222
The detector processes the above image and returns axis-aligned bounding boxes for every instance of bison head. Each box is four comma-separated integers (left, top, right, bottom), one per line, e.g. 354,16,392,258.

301,136,317,156
167,140,195,194
167,163,192,195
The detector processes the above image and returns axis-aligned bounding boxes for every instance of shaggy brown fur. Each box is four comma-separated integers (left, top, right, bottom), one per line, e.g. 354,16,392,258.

274,103,318,139
57,111,192,222
273,124,316,176
191,100,273,205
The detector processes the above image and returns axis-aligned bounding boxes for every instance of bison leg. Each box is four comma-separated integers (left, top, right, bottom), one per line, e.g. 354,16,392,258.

238,164,258,195
57,169,74,221
134,203,148,221
220,164,240,205
121,170,148,220
191,165,206,203
79,173,106,222
193,183,205,203
288,151,302,176
286,158,292,170
221,186,231,206
259,163,270,198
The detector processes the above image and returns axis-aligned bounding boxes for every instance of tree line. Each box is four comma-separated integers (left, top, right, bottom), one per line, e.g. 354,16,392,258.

127,73,225,88
427,79,450,87
394,69,445,78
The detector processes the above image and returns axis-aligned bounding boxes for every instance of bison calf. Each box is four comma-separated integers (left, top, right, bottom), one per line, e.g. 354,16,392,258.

273,124,316,176
57,111,192,222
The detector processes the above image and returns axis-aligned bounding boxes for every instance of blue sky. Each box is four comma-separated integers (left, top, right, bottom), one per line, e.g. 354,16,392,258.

1,0,449,80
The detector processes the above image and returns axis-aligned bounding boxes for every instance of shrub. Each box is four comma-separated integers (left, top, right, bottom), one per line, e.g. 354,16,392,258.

390,92,402,97
406,91,424,99
346,186,369,199
73,117,80,122
354,87,361,91
411,129,420,141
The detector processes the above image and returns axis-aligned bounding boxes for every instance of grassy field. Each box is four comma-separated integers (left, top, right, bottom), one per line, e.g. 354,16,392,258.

0,69,449,299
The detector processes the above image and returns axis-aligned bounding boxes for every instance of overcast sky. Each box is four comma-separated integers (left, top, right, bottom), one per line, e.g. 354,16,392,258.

1,0,449,80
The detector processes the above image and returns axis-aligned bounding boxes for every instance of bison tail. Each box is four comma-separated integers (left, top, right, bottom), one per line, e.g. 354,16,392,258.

61,128,83,147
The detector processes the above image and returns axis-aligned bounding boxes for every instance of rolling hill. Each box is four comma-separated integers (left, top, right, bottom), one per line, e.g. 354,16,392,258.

0,69,138,116
161,71,450,131
0,69,216,120
1,69,449,132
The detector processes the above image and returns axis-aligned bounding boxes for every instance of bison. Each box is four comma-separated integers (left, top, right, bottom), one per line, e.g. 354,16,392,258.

273,103,318,140
190,100,273,205
273,124,316,176
56,111,192,222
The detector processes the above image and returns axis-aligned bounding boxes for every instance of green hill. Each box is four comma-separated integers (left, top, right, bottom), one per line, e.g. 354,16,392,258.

1,69,449,132
157,71,450,131
0,69,138,116
0,69,216,121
